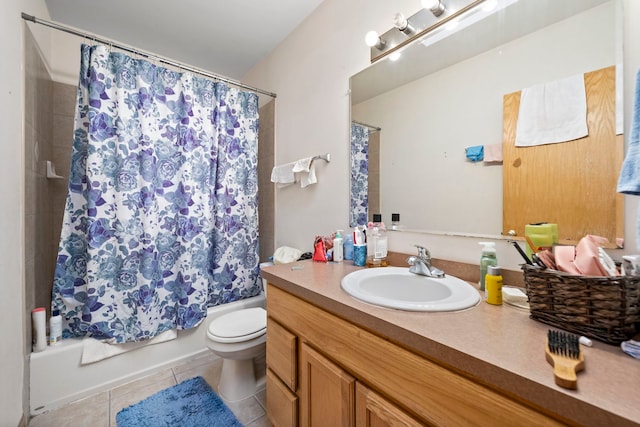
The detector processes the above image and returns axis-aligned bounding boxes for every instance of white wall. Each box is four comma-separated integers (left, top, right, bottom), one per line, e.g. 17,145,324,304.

243,0,418,251
1,0,51,424
245,0,640,270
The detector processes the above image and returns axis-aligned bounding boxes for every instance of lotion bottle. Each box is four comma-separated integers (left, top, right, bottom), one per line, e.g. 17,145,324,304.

344,233,354,261
485,265,503,305
333,230,344,263
478,242,497,292
49,309,62,345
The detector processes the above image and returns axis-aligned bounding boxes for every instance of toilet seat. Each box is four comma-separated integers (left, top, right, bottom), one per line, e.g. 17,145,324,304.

208,307,266,343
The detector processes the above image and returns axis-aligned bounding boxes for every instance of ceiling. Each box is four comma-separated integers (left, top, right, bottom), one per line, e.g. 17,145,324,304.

44,0,324,80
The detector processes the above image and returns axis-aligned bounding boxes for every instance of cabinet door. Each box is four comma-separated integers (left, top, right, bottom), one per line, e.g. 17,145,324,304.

267,317,298,390
356,383,426,427
299,342,355,427
267,368,298,427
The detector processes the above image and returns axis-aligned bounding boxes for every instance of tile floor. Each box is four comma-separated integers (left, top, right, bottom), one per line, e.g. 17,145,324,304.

29,352,271,426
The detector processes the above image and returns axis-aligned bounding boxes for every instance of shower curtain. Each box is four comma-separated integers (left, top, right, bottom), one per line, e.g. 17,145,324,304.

52,44,262,343
350,123,369,227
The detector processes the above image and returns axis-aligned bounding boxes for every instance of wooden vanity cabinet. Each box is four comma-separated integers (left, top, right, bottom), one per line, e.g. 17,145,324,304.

266,284,565,427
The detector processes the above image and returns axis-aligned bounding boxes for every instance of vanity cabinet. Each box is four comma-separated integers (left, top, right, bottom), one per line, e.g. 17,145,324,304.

266,283,567,427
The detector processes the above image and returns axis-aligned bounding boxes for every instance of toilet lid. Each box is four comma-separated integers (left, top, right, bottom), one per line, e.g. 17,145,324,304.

208,307,266,343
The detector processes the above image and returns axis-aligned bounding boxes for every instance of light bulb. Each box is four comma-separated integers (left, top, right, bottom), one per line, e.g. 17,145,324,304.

389,51,401,61
393,13,408,30
365,30,380,47
393,12,415,35
422,0,445,17
365,30,386,49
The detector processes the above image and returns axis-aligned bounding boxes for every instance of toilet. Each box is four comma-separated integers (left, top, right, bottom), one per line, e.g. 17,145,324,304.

206,306,267,401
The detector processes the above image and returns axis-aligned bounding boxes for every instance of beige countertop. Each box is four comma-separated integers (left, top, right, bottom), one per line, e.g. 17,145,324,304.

262,259,640,427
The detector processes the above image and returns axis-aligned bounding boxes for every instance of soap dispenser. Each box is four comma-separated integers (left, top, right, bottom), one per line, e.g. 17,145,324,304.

478,242,497,292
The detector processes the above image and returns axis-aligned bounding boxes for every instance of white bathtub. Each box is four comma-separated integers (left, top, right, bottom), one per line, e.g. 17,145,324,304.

30,292,266,416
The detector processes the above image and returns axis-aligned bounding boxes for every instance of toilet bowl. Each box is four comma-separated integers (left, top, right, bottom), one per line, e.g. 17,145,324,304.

206,306,267,402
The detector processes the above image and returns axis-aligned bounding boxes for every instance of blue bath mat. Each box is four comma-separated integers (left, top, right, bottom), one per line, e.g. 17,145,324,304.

116,376,243,427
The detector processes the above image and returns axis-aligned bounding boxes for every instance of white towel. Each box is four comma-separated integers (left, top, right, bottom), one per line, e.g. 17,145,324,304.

270,162,295,185
81,329,177,365
291,157,317,187
272,157,318,188
291,157,313,173
515,74,588,147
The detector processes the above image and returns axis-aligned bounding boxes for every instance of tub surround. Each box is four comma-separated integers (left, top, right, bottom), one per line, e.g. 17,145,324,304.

262,260,639,426
30,294,266,416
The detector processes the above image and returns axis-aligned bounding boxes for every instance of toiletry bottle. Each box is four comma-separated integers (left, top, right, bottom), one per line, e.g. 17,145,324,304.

344,232,354,261
32,307,47,352
485,265,503,305
478,242,497,292
391,213,400,230
49,309,62,345
366,214,388,267
333,230,344,263
353,225,367,266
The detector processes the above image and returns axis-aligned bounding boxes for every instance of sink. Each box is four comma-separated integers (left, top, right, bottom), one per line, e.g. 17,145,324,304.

341,267,481,312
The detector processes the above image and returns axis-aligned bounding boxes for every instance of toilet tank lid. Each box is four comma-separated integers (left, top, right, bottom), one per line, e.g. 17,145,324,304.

208,307,266,339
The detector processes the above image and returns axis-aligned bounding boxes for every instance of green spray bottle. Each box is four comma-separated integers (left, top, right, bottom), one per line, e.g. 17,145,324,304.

479,242,497,292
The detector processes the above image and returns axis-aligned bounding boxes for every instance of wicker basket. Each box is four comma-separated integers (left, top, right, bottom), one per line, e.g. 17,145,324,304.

522,264,640,344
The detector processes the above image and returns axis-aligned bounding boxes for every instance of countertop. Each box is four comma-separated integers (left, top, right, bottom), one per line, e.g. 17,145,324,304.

261,260,640,427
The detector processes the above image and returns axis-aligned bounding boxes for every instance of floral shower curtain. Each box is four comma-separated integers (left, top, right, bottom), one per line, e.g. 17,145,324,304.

52,44,262,343
350,123,369,227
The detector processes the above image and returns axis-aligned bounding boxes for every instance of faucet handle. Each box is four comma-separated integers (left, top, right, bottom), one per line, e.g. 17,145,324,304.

414,244,430,260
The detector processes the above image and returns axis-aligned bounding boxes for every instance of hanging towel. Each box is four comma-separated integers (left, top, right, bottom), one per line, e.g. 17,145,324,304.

292,156,317,188
483,143,503,163
465,145,483,162
515,74,588,147
271,157,319,188
617,68,640,250
617,68,640,195
270,162,296,185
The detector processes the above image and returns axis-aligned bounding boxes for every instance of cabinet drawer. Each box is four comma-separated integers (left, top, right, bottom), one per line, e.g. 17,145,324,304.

267,316,297,390
267,368,298,427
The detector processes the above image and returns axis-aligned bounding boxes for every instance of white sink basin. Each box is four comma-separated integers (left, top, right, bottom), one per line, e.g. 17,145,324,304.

341,267,481,312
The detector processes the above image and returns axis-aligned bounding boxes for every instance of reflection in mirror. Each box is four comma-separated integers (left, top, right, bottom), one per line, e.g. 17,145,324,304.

350,0,622,243
350,121,381,227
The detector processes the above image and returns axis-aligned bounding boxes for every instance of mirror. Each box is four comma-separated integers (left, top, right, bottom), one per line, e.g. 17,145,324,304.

350,0,623,242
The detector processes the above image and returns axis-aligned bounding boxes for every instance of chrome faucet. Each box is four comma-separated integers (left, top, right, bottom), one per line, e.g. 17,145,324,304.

406,245,445,278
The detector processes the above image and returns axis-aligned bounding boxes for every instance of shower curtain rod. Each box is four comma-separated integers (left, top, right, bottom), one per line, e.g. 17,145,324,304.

21,13,277,99
352,120,381,132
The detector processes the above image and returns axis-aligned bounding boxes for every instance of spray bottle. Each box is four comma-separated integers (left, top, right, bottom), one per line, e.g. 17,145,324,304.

479,242,497,292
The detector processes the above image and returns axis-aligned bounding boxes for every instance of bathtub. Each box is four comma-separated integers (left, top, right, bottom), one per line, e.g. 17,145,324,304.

30,292,266,416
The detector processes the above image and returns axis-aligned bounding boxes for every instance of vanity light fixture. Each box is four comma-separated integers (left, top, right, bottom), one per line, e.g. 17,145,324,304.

393,12,416,36
365,30,387,50
421,0,446,17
